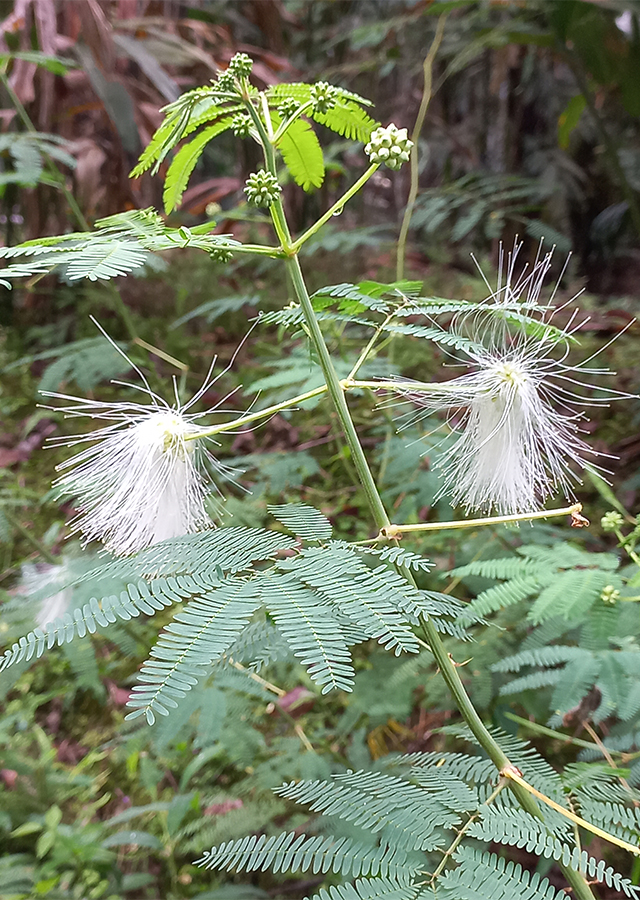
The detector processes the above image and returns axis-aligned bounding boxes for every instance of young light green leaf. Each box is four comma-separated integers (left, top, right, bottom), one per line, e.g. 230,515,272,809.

163,116,235,213
277,116,325,192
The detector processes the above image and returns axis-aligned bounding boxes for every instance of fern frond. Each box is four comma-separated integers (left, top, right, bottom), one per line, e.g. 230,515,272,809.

258,572,354,693
0,208,240,286
266,84,377,142
527,569,613,625
381,321,483,354
404,752,495,787
126,577,261,725
470,810,640,899
312,281,394,313
267,83,373,108
311,101,378,142
548,655,601,717
498,669,563,695
1,528,296,674
269,503,333,542
577,797,640,842
223,620,290,672
131,88,241,176
450,557,534,581
76,526,297,583
468,806,571,851
352,544,434,572
67,240,150,281
410,770,480,812
440,846,566,900
277,770,464,852
195,831,421,879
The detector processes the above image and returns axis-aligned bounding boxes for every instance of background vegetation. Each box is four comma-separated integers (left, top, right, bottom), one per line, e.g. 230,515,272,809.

1,1,640,898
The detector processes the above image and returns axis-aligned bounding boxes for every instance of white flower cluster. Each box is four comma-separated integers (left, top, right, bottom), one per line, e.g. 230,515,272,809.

389,245,632,515
46,333,239,556
365,124,413,170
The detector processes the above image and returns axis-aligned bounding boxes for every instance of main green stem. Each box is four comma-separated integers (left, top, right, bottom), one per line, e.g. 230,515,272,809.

279,223,595,900
253,93,596,899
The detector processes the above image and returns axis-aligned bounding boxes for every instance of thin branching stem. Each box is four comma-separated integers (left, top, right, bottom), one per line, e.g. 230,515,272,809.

504,712,640,759
502,765,640,857
183,385,329,441
428,779,507,884
289,164,379,253
378,503,585,538
396,14,448,281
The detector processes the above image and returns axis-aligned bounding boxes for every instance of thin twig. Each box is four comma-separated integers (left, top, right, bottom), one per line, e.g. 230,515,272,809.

501,765,640,856
429,779,507,884
378,503,585,539
396,14,447,281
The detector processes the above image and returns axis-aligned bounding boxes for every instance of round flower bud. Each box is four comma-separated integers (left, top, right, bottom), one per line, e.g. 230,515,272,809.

365,123,414,171
209,247,233,264
232,113,251,138
227,52,253,79
600,585,620,606
245,170,282,208
601,511,624,532
277,97,301,120
311,81,338,115
215,69,237,93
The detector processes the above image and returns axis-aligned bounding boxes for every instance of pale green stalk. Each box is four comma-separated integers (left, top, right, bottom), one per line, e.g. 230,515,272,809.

380,503,584,537
184,384,328,441
505,712,640,758
289,163,379,253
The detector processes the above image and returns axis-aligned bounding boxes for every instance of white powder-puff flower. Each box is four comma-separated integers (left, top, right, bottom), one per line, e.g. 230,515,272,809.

386,245,634,515
45,324,242,556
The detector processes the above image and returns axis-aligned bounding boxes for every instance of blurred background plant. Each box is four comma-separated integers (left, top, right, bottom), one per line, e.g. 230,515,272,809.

1,1,640,898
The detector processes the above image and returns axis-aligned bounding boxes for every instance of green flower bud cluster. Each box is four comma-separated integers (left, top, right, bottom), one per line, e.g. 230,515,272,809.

601,511,624,532
310,81,338,115
600,584,620,606
232,113,251,138
277,97,301,120
245,170,282,207
227,52,253,79
215,53,254,94
215,69,237,93
209,248,233,264
365,123,413,170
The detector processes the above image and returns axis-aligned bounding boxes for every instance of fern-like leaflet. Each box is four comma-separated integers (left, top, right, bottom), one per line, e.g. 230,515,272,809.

0,209,239,286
